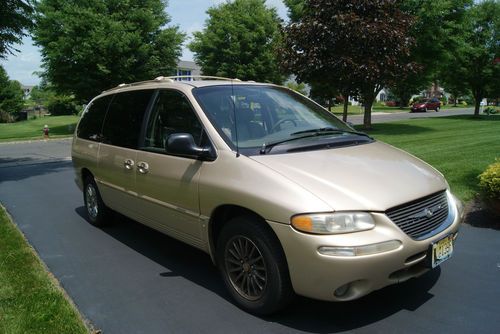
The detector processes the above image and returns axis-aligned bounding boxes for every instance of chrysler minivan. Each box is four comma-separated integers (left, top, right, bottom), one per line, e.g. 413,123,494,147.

72,76,463,314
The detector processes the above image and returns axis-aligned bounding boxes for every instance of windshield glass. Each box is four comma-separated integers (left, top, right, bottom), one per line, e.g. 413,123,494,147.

193,85,355,152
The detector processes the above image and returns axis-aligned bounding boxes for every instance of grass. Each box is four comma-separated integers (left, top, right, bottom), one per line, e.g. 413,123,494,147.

0,116,79,142
0,206,89,334
361,115,500,202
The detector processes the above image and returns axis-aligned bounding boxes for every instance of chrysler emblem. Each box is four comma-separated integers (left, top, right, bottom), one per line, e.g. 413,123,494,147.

410,204,443,220
424,208,434,218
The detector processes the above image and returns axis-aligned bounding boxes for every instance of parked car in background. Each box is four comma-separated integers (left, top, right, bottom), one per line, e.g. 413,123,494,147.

72,76,463,315
411,98,442,112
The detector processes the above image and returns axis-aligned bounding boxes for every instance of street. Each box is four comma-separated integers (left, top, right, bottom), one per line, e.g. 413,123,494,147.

348,107,474,125
0,131,499,333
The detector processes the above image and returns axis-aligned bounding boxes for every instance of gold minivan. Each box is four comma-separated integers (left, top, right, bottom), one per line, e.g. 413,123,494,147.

72,76,463,314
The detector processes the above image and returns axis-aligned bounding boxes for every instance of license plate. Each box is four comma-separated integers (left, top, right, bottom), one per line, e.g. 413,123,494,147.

430,234,454,268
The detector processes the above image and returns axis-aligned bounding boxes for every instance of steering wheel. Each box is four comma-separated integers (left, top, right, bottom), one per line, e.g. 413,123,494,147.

271,118,297,132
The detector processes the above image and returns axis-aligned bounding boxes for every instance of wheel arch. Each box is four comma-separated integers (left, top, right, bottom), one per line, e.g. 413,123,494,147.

207,205,287,266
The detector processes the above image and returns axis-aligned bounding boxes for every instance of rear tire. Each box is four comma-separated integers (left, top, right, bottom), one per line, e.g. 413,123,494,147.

216,216,294,315
83,176,110,227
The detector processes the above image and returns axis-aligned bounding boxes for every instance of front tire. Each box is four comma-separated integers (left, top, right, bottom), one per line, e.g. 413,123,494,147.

83,177,109,227
216,216,294,315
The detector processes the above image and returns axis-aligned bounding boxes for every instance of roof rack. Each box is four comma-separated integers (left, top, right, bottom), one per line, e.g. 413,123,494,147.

102,75,241,94
162,75,241,82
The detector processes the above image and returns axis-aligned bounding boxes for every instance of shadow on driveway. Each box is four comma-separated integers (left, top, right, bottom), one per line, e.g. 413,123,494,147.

76,206,440,333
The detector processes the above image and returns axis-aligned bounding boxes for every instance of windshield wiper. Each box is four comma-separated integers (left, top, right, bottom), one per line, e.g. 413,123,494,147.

260,128,371,155
291,127,370,138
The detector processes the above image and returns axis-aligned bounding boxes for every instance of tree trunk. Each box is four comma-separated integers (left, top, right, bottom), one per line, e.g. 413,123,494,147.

342,94,349,122
474,98,481,117
363,98,374,130
473,89,482,117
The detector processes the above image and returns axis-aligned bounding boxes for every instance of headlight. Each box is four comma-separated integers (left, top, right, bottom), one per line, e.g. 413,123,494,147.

291,212,375,234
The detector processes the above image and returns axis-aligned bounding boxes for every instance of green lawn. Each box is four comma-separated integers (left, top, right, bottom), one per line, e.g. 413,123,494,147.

0,116,79,142
361,115,500,202
0,206,89,334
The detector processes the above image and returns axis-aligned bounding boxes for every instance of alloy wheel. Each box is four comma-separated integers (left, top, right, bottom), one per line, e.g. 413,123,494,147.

224,236,267,301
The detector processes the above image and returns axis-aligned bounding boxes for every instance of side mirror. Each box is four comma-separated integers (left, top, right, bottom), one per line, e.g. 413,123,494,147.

166,133,213,160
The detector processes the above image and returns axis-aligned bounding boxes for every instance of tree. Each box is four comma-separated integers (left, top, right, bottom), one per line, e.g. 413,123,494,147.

33,0,184,103
443,0,499,116
0,66,24,121
285,81,308,95
189,0,284,83
0,0,34,58
281,0,416,129
283,0,305,22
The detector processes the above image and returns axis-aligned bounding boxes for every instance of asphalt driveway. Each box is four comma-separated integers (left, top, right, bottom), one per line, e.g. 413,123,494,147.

0,139,499,333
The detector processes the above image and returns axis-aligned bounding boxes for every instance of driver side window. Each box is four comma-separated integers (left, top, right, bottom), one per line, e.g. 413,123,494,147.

144,90,203,152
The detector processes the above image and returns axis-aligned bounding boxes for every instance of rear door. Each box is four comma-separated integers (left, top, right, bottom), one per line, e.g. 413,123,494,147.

97,89,154,219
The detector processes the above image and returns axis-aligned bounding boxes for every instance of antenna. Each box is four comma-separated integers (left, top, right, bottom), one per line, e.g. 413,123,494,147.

231,79,240,158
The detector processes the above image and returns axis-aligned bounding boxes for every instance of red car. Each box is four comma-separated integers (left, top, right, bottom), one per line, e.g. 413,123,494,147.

411,97,441,112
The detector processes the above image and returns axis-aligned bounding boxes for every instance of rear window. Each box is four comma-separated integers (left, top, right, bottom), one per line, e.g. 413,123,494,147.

77,95,112,141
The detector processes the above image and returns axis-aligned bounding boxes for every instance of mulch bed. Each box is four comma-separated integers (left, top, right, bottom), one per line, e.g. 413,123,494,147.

464,198,500,230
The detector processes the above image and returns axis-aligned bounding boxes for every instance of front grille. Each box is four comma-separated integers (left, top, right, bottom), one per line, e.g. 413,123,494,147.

386,191,449,240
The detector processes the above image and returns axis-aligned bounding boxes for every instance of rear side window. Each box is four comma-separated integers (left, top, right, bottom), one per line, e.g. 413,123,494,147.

77,95,112,141
101,90,154,149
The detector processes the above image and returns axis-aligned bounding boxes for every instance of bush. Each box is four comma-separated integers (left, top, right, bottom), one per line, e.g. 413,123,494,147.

47,95,79,115
478,159,500,200
0,110,16,123
483,107,499,114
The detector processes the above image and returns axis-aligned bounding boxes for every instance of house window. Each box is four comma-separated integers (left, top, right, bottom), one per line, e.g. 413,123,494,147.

176,69,192,80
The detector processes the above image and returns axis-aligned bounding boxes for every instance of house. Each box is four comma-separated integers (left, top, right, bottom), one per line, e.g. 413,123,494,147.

175,60,201,80
21,85,34,99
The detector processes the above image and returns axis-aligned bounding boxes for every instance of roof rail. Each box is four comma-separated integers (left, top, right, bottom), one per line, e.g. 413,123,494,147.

102,75,241,94
163,75,241,81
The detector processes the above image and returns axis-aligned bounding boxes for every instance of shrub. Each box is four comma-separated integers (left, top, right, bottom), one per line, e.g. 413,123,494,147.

483,107,499,114
478,159,500,200
47,95,78,115
0,110,16,123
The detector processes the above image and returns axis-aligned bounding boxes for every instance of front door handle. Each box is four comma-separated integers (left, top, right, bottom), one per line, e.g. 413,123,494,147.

124,159,135,170
137,161,149,174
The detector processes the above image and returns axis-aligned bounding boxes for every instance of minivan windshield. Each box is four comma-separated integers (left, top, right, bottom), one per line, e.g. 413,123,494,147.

193,85,370,155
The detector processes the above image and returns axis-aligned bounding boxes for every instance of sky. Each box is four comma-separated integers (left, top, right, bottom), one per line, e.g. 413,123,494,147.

0,0,288,86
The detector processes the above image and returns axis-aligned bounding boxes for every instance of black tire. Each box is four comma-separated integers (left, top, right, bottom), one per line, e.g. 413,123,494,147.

83,176,110,227
216,216,294,315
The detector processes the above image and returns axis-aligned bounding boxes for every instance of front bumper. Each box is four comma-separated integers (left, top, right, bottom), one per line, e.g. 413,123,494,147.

268,199,463,302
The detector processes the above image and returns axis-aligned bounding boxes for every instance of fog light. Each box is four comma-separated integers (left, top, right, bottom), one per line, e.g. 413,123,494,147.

318,240,402,257
334,283,351,298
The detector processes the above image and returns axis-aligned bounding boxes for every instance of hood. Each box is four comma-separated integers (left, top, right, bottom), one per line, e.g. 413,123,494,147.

250,141,447,212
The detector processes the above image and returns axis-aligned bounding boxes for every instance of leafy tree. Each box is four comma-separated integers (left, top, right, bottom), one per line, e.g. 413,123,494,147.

33,0,184,103
189,0,284,83
281,0,416,129
285,81,308,95
283,0,305,22
0,66,24,121
442,0,499,116
0,0,34,58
